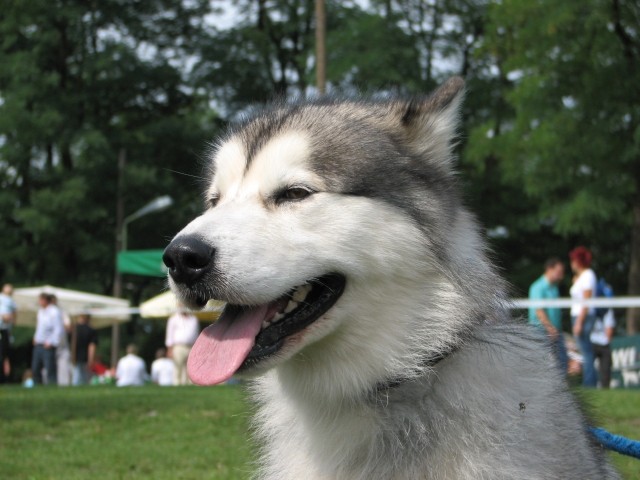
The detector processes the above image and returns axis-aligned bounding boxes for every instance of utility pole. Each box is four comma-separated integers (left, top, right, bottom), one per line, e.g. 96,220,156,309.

112,148,126,368
315,0,326,95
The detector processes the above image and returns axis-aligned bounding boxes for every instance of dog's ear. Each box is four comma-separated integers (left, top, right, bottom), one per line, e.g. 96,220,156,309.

389,77,465,168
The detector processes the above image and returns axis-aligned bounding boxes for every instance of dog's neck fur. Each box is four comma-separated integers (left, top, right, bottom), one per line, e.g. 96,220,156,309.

250,320,616,480
250,325,489,480
251,294,505,479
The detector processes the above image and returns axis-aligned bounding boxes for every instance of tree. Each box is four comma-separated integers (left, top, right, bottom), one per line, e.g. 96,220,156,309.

0,0,217,292
3,0,638,334
193,0,424,111
193,0,316,110
474,0,640,330
0,0,226,375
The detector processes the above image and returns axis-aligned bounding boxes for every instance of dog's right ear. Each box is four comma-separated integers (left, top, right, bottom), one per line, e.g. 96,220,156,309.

387,77,465,169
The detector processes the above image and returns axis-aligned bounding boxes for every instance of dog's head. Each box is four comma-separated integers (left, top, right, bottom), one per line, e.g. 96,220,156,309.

164,78,473,389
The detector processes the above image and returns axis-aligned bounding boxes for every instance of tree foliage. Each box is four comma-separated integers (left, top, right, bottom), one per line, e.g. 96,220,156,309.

1,0,639,337
471,0,640,329
0,0,216,293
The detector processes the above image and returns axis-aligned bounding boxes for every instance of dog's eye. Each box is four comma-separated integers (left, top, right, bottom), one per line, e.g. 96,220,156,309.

277,187,313,204
207,196,219,208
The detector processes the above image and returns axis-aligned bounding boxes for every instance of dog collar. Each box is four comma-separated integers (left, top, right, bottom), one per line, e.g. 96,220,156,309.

374,349,453,393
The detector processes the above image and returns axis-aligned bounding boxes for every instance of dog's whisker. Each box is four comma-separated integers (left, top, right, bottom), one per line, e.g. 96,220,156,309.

163,167,202,179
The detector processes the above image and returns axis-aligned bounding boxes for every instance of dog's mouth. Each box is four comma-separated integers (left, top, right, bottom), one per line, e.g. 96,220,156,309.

187,273,346,385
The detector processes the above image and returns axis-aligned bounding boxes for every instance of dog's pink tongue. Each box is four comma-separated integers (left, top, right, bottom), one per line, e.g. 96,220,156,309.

187,305,268,385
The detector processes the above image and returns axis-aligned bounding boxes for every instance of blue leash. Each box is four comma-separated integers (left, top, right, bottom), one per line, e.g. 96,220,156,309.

590,427,640,459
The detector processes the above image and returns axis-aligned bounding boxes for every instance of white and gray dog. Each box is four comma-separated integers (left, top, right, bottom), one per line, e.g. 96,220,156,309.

163,78,618,479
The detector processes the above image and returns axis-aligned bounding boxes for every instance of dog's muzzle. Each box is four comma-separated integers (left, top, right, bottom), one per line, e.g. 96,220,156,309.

163,236,214,286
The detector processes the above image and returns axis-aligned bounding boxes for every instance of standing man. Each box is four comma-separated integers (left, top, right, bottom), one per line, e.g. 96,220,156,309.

0,283,17,383
32,293,64,385
165,305,200,385
528,258,568,373
72,313,98,386
51,295,72,386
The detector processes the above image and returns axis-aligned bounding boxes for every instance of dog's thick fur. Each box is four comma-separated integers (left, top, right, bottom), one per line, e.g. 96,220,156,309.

166,78,618,479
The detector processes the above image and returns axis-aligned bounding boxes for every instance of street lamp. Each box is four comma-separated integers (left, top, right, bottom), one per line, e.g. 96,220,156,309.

111,194,174,367
121,195,174,251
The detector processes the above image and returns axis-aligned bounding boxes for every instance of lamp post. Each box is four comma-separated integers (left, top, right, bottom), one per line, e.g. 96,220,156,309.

111,194,174,367
121,195,173,251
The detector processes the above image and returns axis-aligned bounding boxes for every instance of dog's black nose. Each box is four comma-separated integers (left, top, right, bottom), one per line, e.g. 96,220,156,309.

163,236,214,285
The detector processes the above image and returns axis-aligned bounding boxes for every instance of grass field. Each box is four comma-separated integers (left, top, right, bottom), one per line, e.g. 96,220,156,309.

1,385,638,479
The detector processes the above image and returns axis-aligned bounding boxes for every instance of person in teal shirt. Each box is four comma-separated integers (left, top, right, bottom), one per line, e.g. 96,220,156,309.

528,258,567,373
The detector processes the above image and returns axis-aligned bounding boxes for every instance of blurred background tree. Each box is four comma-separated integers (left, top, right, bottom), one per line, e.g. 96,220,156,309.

471,0,640,331
0,0,218,293
1,0,639,371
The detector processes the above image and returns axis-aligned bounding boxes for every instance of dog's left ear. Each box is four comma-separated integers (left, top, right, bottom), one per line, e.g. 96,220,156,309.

392,77,465,167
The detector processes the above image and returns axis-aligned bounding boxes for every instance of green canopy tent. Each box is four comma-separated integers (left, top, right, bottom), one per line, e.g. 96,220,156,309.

117,249,167,277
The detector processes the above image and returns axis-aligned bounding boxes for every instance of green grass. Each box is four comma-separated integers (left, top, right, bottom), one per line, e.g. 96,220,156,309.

0,386,638,479
0,385,254,480
589,389,640,477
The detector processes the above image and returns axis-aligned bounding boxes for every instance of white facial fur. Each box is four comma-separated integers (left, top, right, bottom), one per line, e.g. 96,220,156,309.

172,128,472,398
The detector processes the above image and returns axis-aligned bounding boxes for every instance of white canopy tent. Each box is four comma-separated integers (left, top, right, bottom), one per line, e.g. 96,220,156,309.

139,290,224,322
13,285,131,329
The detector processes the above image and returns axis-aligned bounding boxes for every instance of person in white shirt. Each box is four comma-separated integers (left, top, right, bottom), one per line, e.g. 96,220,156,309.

165,307,200,385
151,347,175,386
32,293,64,385
116,344,149,387
569,246,598,387
590,309,615,388
50,295,72,386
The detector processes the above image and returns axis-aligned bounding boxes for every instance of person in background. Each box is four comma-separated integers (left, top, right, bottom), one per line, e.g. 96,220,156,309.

89,354,114,385
72,313,97,386
0,283,17,383
569,246,598,387
50,294,72,386
115,344,148,387
22,369,34,388
32,293,64,385
591,309,615,388
151,347,174,386
528,258,568,373
90,354,109,377
165,306,200,385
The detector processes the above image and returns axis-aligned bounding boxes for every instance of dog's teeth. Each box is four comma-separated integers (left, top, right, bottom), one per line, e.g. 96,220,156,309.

284,301,297,313
273,313,284,322
262,320,270,329
292,291,306,303
292,284,311,302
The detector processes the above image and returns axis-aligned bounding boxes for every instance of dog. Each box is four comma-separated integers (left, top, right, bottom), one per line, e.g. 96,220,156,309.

163,78,619,479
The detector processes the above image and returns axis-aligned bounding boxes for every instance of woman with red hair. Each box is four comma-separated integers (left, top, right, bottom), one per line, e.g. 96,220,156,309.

569,246,598,387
